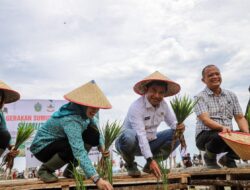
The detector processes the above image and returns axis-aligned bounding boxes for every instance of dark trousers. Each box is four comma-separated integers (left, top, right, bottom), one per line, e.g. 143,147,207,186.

34,125,100,163
196,130,239,159
34,139,77,163
0,130,11,149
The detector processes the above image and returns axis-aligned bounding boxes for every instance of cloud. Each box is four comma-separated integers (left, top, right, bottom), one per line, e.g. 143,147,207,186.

1,0,250,157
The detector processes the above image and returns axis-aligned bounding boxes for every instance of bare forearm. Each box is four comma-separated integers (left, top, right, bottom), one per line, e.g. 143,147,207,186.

235,115,249,133
198,112,231,131
202,117,225,131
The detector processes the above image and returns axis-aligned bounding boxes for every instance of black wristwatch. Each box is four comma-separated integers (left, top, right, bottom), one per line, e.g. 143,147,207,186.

92,175,101,184
146,157,153,164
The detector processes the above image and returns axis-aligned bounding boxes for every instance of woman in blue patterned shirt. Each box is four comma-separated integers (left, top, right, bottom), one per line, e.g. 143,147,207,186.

31,80,113,190
0,81,20,157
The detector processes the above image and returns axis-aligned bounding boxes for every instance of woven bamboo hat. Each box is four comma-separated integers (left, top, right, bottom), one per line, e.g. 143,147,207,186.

64,80,112,109
0,81,20,103
219,132,250,160
133,71,181,97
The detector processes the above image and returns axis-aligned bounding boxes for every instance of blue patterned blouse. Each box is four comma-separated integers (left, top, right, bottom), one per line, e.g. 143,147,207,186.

30,104,104,178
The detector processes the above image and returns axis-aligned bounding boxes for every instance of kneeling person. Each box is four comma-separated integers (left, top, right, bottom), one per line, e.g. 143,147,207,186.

31,80,113,190
115,71,185,178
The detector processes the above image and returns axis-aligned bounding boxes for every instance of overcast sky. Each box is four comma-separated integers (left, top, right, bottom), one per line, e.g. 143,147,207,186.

1,0,250,156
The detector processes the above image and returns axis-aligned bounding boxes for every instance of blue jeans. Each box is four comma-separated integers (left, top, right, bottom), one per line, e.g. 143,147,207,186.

115,128,180,165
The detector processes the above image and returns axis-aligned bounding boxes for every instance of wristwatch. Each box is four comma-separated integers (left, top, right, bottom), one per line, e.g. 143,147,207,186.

92,175,101,184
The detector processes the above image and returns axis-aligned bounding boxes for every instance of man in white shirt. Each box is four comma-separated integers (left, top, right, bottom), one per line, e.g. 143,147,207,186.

115,71,185,178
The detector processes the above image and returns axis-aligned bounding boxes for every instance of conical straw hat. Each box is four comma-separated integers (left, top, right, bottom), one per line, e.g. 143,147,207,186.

64,80,112,109
133,71,181,97
0,81,20,103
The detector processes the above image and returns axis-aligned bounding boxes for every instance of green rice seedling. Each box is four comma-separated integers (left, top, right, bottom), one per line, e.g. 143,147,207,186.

72,160,86,190
170,95,198,151
107,156,113,185
1,124,34,177
98,121,122,184
155,155,169,190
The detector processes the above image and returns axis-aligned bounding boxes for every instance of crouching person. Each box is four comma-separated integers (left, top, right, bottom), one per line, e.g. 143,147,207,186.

30,80,113,190
115,71,185,178
0,81,20,158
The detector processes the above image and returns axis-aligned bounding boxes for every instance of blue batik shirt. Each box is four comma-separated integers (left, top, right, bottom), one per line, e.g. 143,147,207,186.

30,103,104,178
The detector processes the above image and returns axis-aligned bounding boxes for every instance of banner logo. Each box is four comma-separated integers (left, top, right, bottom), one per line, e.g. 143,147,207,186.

34,102,42,112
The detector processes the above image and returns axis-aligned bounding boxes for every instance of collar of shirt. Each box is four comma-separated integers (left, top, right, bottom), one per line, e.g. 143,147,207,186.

205,87,226,96
143,95,163,109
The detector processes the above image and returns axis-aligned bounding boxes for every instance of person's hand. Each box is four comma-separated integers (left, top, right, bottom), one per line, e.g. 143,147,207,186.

101,150,110,158
99,147,110,158
9,148,19,157
8,144,14,150
221,126,231,134
149,160,162,179
176,123,185,132
96,178,113,190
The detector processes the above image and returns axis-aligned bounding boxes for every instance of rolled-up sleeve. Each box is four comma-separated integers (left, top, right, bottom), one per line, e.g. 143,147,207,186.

231,92,243,115
194,96,207,116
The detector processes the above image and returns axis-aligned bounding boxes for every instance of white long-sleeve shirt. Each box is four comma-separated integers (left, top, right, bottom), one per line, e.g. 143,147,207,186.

123,96,177,159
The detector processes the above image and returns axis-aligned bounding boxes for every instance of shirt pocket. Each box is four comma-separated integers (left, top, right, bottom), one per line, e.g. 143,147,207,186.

155,112,164,125
208,104,219,117
225,102,234,119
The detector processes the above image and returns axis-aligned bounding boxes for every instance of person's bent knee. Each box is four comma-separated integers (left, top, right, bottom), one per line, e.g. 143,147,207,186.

158,129,175,140
175,139,181,146
118,129,137,150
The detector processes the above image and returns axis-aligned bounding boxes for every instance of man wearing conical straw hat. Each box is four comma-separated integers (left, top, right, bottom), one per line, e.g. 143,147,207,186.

0,81,20,158
31,80,113,190
115,71,185,178
194,65,249,169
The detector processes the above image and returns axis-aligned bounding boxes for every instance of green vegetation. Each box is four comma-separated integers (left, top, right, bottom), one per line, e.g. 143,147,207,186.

98,121,122,184
170,95,198,151
156,156,169,190
1,124,34,176
72,161,86,190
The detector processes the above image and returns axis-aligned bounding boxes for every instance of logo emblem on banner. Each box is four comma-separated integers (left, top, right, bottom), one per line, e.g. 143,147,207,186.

34,102,42,112
47,100,55,112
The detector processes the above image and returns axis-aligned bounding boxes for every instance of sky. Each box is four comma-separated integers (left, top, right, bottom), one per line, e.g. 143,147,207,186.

1,0,250,164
